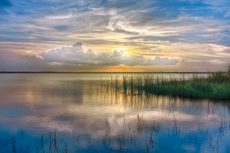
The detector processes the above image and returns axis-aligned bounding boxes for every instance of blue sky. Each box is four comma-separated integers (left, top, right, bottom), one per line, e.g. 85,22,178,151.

0,0,230,72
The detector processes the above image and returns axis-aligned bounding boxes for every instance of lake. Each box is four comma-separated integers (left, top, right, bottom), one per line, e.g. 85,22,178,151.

0,73,229,153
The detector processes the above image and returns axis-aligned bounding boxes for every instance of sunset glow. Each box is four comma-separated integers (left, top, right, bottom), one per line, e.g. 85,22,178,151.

0,0,229,72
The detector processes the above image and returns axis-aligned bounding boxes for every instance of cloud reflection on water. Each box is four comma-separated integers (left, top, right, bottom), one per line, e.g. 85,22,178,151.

0,73,229,153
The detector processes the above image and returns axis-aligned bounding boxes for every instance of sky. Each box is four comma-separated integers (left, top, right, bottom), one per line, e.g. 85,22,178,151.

0,0,230,72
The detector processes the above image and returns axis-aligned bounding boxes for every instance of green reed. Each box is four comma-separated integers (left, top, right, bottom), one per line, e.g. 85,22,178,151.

105,68,230,100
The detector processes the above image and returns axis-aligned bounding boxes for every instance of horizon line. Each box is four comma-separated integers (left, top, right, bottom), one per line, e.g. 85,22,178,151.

0,71,215,73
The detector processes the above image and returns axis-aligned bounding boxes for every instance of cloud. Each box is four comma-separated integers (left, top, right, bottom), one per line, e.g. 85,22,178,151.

40,42,178,66
0,50,49,71
0,0,229,71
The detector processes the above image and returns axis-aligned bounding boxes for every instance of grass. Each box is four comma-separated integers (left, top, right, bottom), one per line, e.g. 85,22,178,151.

142,77,230,100
106,66,230,100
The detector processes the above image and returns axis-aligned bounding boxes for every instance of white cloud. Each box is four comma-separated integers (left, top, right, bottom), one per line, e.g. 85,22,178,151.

40,42,178,66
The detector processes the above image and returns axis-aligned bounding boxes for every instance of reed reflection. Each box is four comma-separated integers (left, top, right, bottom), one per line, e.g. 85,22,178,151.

0,74,229,153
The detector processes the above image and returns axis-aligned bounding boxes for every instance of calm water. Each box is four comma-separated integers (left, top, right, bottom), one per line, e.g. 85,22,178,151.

0,73,229,153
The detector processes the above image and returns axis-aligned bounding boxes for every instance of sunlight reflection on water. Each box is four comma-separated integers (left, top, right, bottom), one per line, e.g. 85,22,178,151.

0,73,229,153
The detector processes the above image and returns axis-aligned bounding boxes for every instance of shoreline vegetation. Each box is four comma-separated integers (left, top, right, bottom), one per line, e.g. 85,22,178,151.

106,66,230,100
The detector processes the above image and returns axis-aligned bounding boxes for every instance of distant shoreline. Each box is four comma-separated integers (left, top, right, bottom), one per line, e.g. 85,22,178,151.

0,71,213,74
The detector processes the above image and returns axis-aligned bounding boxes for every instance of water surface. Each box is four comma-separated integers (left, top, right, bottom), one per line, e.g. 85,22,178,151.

0,73,229,153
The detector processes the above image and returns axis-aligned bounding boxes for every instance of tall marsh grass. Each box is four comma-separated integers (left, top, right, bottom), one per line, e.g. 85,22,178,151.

105,67,230,100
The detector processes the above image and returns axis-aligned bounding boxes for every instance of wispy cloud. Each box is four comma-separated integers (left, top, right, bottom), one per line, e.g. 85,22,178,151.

0,0,229,71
